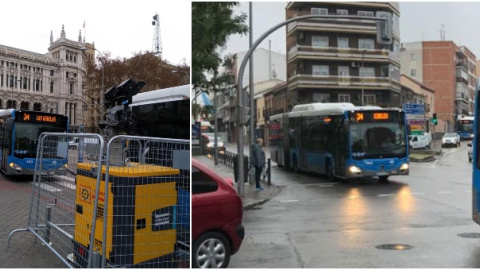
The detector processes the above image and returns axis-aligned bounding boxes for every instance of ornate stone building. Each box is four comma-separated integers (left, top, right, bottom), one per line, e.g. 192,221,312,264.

0,25,86,132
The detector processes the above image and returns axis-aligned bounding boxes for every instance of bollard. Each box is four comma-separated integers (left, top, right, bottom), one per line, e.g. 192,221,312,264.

267,158,271,185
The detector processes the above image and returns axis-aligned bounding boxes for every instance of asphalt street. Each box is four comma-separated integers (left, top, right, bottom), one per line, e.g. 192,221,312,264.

229,142,480,268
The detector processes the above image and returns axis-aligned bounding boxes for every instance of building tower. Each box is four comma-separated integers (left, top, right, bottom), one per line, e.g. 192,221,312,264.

152,13,162,58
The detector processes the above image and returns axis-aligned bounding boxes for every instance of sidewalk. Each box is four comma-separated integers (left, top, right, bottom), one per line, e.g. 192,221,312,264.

194,154,282,209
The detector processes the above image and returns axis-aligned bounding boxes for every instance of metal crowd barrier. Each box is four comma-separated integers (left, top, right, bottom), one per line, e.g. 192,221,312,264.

7,133,190,268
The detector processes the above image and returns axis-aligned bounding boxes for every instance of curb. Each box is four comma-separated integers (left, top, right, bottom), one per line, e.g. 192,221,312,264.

243,199,271,210
410,155,436,163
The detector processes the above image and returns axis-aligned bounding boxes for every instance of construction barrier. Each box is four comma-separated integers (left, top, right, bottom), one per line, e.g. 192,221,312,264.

8,133,190,268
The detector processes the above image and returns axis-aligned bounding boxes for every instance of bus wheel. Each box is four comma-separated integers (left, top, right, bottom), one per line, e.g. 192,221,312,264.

379,176,389,183
325,160,334,181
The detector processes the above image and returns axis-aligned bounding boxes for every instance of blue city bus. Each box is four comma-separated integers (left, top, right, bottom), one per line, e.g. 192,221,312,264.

269,103,409,183
0,109,69,175
457,116,474,140
471,79,480,225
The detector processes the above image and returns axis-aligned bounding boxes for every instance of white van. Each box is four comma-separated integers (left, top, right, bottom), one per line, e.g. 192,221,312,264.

68,137,100,149
408,132,432,150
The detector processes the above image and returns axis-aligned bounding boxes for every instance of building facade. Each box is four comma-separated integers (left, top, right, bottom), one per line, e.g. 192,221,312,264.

229,47,286,87
285,2,401,107
400,41,476,132
0,25,86,131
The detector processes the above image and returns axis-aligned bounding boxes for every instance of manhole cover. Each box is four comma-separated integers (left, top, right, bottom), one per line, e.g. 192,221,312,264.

458,233,480,239
375,244,414,251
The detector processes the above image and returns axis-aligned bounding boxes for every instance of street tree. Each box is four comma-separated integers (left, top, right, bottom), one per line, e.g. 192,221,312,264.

192,2,248,90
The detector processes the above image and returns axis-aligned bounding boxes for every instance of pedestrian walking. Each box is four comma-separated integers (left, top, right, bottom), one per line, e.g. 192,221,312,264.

252,138,266,191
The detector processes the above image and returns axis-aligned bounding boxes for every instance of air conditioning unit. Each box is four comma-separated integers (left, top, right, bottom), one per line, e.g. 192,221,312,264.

351,62,360,68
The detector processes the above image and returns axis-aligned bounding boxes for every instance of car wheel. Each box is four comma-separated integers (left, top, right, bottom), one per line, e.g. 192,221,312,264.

193,231,231,268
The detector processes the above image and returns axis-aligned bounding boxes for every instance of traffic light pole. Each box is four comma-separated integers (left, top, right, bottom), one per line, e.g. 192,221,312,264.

235,14,392,196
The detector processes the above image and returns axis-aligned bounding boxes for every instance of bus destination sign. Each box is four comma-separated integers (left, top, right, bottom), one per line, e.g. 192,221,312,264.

351,111,401,123
16,111,67,126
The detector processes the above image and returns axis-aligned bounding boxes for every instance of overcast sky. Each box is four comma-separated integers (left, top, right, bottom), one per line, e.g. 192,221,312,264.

0,0,190,65
222,2,480,59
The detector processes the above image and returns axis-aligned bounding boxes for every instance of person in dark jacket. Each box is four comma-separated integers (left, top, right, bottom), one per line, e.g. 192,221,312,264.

252,138,266,191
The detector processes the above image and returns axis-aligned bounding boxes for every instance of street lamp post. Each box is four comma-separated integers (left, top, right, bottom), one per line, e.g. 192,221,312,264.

172,70,189,84
361,50,366,106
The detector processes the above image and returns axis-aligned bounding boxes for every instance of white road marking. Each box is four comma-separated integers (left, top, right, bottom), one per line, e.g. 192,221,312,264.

280,200,299,203
438,191,452,194
377,194,395,197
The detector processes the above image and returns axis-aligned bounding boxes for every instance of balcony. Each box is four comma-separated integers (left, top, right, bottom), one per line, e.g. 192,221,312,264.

288,45,391,63
287,19,376,36
288,74,400,92
456,92,470,103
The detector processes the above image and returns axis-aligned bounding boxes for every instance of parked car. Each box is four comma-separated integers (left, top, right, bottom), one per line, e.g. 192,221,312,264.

201,133,226,155
468,142,473,162
442,133,461,148
192,158,244,268
408,133,431,150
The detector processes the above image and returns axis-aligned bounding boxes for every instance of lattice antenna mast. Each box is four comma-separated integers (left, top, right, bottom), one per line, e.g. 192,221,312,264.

152,13,162,58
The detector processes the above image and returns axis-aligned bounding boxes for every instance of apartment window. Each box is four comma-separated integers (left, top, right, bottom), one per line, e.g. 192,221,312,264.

311,8,328,15
35,79,40,91
410,53,416,61
339,94,350,102
337,37,349,48
66,72,69,78
336,9,348,15
0,74,2,87
338,66,349,77
381,65,389,77
50,82,54,93
359,39,374,50
312,36,329,47
313,93,330,103
360,67,375,77
312,65,329,76
50,70,54,76
364,95,376,105
410,69,417,77
358,10,374,17
70,82,74,94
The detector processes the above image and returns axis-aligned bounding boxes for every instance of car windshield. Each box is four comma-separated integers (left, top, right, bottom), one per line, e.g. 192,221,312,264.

444,133,457,138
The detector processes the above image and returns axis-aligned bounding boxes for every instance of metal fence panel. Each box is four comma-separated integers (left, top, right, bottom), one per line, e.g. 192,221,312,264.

8,133,190,268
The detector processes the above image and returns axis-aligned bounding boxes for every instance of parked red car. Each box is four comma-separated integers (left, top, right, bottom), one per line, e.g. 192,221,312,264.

192,158,244,268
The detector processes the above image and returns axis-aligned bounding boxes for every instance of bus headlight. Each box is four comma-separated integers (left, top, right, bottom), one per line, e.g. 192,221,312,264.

348,166,362,174
400,163,409,171
9,163,22,171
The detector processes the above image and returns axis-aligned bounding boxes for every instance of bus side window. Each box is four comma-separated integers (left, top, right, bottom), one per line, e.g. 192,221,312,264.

6,118,13,132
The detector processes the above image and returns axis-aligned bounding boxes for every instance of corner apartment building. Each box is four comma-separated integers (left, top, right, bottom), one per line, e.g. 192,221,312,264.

0,26,86,131
285,2,401,107
401,41,476,132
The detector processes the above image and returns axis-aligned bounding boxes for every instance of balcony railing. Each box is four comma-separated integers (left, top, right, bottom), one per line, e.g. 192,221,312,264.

288,74,400,91
288,45,390,62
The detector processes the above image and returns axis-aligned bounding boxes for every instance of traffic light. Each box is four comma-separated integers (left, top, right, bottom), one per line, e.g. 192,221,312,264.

432,113,438,125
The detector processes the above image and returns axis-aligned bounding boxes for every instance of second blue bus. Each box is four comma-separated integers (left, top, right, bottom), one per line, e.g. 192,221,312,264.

457,115,474,140
269,102,409,183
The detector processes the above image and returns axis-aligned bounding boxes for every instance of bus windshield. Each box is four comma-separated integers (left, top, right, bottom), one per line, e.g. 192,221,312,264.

14,123,66,158
350,122,407,159
458,121,474,133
